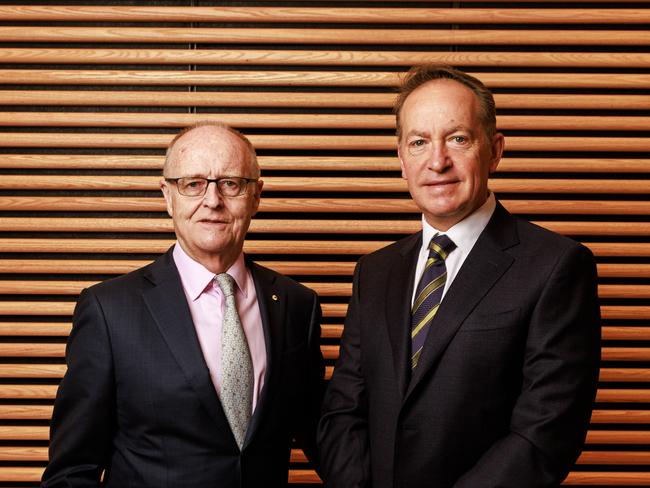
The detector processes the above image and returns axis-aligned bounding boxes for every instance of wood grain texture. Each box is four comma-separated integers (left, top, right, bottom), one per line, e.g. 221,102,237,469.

1,2,648,485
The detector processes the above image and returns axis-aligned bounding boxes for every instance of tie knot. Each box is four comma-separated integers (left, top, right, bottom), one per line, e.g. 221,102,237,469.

429,234,456,260
215,273,235,297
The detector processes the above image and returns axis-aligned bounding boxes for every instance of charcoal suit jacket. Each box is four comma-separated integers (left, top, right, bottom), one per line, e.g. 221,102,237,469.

43,247,324,488
318,202,600,488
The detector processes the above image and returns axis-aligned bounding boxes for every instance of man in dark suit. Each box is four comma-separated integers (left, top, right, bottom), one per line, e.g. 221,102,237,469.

318,66,600,487
42,122,324,487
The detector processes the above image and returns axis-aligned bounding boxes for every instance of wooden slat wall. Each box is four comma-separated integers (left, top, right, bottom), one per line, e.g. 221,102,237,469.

0,1,648,486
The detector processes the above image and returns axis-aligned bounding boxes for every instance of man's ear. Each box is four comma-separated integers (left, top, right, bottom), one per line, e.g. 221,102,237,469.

398,144,408,179
251,179,264,216
489,132,505,173
160,178,174,217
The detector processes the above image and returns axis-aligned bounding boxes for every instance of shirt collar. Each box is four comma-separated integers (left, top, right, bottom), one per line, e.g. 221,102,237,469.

172,243,249,301
421,192,496,255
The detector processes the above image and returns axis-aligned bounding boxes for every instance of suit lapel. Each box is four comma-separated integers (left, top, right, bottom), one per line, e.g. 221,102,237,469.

385,233,421,399
406,204,518,400
244,259,285,446
141,249,231,436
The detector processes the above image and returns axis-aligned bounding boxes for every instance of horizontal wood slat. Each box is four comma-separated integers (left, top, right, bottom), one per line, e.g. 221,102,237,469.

0,384,645,404
3,91,650,111
0,6,648,24
0,260,648,279
3,112,650,132
0,322,71,336
5,425,650,444
0,407,644,425
0,238,646,258
3,70,649,88
0,322,642,343
590,411,650,424
0,301,646,322
2,133,648,152
0,174,647,195
71,465,650,486
2,322,649,339
2,27,650,46
2,197,649,215
1,218,649,237
2,363,649,382
0,280,646,300
0,154,647,173
3,49,650,68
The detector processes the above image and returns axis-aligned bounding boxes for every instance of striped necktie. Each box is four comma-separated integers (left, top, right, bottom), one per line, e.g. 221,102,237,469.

215,272,253,450
411,234,456,369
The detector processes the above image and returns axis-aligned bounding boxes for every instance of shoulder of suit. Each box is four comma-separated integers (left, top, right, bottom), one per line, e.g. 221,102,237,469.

249,260,318,299
514,215,587,252
506,215,596,270
359,232,420,264
81,255,162,300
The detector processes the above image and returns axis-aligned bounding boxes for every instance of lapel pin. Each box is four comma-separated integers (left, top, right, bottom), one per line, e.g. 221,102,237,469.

272,294,278,301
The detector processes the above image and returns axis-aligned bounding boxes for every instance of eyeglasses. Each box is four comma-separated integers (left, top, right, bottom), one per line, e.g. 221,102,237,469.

165,176,259,198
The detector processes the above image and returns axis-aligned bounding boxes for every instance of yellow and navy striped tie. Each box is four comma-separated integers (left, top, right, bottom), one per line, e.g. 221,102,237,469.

411,234,456,369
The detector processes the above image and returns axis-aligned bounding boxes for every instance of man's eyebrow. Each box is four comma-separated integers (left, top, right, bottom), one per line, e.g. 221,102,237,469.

450,124,476,133
405,129,429,138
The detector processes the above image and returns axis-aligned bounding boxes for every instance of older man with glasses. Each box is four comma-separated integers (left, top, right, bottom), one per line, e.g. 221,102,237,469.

43,122,324,488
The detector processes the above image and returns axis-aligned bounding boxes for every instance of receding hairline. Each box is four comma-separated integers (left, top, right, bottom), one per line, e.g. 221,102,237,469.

163,121,259,178
394,65,497,141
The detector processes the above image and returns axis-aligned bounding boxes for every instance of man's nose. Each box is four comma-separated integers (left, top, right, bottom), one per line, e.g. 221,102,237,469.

202,181,222,207
426,142,452,172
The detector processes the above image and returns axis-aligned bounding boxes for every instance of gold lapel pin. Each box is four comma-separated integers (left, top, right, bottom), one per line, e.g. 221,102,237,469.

272,294,278,301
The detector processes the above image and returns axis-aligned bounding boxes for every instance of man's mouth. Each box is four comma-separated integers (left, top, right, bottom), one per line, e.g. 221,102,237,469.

424,179,458,187
199,218,229,225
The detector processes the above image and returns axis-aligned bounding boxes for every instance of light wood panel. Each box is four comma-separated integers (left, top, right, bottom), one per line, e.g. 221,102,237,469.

2,112,650,132
0,154,646,173
1,132,648,152
2,197,650,215
1,2,648,487
0,174,648,194
3,49,650,68
0,6,647,24
3,69,650,88
3,91,650,111
2,27,650,46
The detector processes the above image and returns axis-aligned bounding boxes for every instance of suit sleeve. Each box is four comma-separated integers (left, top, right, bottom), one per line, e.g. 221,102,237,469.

453,244,601,487
295,289,325,470
42,288,115,488
318,260,371,488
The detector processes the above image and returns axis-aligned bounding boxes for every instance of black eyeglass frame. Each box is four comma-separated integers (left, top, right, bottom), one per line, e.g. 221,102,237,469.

164,176,259,197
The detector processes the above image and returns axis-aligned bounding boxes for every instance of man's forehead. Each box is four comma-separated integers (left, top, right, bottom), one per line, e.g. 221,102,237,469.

175,126,238,150
171,129,245,161
404,124,474,136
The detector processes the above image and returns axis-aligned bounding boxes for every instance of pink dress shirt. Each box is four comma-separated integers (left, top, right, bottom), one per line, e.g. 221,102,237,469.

173,244,267,412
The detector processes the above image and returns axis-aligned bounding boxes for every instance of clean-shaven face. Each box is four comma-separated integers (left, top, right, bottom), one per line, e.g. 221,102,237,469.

161,126,262,269
398,79,504,231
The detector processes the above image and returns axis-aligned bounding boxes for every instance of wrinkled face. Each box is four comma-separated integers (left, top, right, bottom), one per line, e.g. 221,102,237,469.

160,126,262,269
398,79,504,231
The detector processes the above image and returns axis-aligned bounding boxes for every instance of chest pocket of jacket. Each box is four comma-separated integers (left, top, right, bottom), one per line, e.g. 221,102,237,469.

460,308,521,332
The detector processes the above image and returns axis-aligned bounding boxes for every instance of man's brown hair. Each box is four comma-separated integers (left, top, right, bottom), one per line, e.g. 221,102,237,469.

394,65,497,141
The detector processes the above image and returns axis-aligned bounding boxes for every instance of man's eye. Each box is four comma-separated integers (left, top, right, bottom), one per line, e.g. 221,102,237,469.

410,139,426,147
451,135,467,143
186,180,202,188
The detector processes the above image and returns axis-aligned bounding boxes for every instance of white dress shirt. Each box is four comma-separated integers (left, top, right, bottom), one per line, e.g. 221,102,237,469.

411,192,497,306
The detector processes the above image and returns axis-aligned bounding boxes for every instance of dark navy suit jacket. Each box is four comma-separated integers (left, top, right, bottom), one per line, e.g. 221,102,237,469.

43,248,323,488
319,202,600,488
